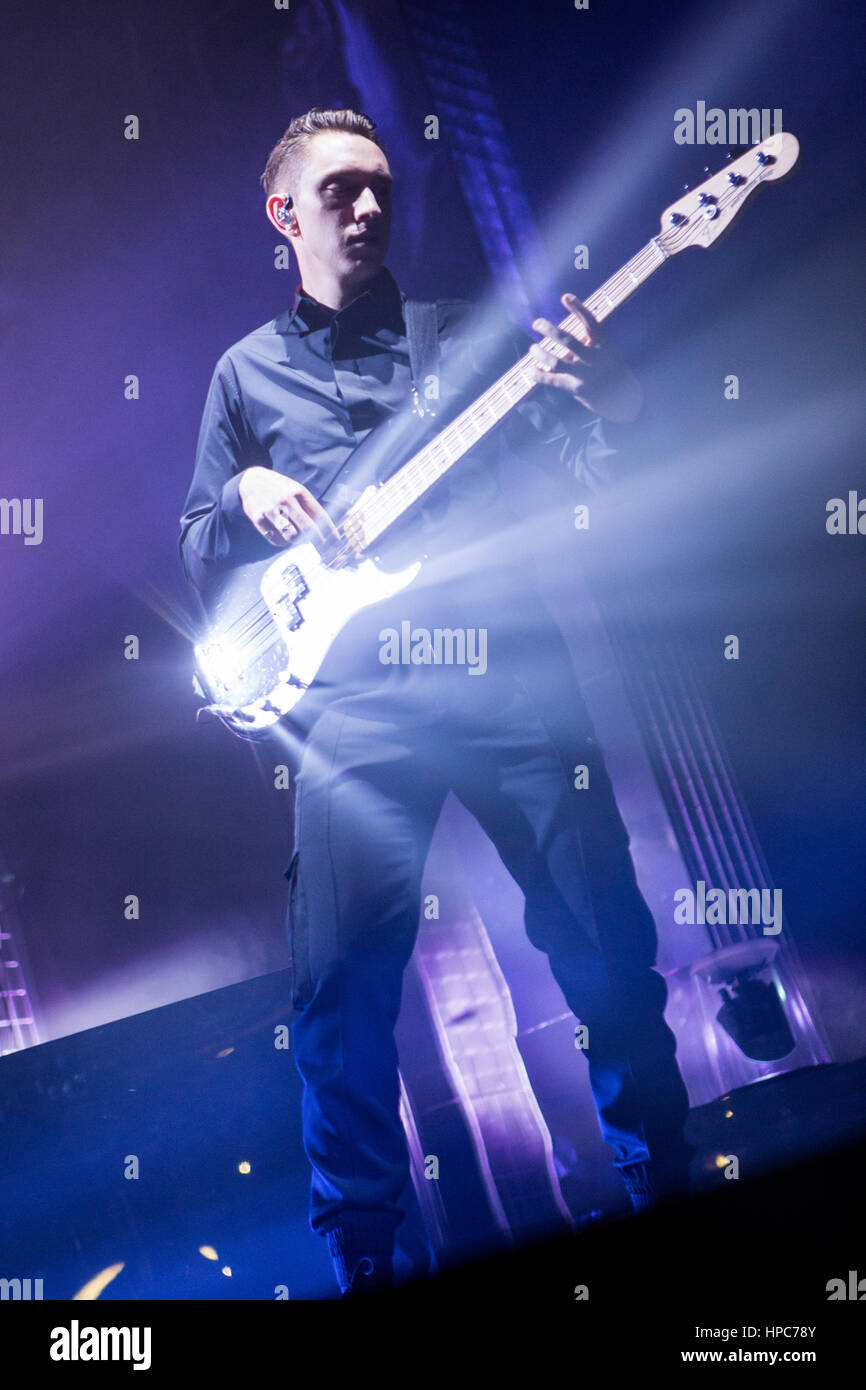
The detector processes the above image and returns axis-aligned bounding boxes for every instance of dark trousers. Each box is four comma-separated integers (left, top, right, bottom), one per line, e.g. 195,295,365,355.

285,611,692,1268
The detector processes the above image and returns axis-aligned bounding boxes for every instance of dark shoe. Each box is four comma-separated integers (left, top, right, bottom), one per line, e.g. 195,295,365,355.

621,1158,692,1213
339,1255,394,1299
573,1207,609,1230
627,1186,657,1215
327,1215,398,1296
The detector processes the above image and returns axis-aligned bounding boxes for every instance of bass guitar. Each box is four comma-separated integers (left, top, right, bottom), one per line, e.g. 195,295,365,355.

192,132,799,738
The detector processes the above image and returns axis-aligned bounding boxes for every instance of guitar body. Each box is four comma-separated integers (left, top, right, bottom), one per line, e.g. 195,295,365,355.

194,535,421,737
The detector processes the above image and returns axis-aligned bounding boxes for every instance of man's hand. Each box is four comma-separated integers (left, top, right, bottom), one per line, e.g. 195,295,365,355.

528,293,643,425
237,467,341,553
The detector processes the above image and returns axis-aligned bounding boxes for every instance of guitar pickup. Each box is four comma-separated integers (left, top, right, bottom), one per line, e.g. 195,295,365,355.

275,594,306,630
266,563,309,631
277,562,309,599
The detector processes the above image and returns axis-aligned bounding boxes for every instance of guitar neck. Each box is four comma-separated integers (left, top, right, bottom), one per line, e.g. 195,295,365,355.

341,236,669,553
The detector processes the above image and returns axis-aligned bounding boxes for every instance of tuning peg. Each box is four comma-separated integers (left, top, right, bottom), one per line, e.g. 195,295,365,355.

725,151,733,160
703,166,710,174
683,183,690,191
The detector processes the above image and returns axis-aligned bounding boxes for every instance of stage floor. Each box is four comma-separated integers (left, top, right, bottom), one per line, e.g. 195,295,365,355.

1,969,864,1301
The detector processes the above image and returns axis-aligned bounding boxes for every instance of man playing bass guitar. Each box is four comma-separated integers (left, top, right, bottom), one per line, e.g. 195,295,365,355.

179,106,693,1299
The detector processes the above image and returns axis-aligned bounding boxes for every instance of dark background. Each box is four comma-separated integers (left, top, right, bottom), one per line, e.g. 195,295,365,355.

0,0,863,1050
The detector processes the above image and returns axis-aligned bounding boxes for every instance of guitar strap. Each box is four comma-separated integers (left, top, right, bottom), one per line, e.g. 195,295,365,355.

404,298,440,420
317,298,440,508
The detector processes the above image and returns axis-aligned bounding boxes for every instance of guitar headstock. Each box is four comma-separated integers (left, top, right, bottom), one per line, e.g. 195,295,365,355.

657,132,799,254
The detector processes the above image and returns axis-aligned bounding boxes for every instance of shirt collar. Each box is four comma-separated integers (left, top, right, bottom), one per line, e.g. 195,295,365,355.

285,266,405,336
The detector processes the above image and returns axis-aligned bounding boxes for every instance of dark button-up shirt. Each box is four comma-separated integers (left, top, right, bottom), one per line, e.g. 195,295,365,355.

179,266,635,600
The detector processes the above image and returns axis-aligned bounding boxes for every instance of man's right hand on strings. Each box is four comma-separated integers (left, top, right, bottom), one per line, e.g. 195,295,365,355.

238,466,341,552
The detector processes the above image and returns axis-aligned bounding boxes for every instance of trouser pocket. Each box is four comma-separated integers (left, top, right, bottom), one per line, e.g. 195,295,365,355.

284,851,313,1011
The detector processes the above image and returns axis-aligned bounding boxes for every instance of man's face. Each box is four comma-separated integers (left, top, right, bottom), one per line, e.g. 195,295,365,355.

287,131,393,288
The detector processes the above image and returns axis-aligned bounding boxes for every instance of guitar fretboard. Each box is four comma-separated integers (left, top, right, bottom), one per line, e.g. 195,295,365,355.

339,237,668,553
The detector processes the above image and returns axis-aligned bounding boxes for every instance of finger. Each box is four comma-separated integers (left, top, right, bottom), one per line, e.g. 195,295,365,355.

531,316,586,361
529,364,585,394
529,341,580,370
267,499,307,542
529,343,604,387
531,343,607,383
562,293,601,347
296,488,341,543
256,514,292,547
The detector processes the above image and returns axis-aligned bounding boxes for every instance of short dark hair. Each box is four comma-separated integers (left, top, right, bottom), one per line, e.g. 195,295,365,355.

260,107,387,198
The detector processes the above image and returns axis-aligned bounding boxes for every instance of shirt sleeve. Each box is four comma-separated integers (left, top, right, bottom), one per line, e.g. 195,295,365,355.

179,354,276,593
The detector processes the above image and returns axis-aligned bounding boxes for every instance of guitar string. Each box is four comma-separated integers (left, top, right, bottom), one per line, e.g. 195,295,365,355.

212,220,714,656
208,160,773,664
352,163,768,545
212,187,737,660
209,320,575,661
211,274,641,664
351,243,661,545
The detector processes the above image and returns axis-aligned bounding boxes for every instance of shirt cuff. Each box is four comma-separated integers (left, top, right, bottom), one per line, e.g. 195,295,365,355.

219,471,280,563
220,472,253,536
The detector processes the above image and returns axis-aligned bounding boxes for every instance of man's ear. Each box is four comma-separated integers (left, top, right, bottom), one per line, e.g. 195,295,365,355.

266,193,297,236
